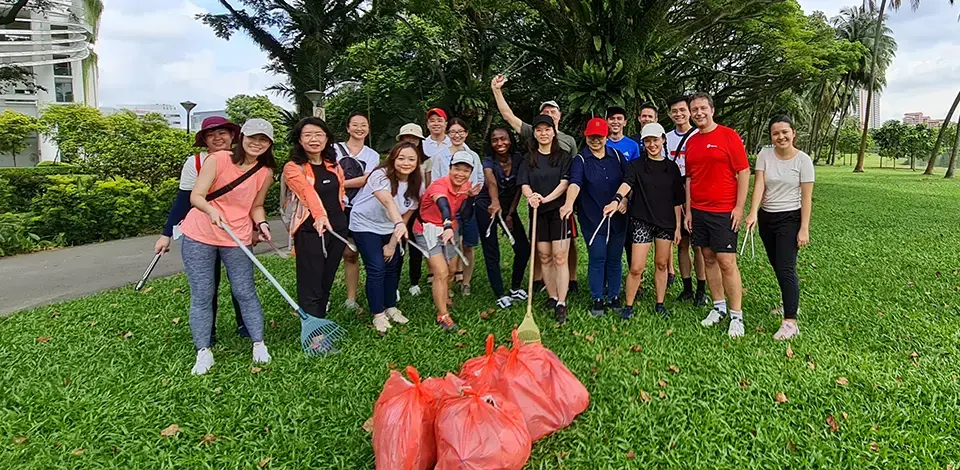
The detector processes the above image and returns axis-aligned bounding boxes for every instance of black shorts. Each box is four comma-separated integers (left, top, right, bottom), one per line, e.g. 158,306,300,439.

531,209,577,243
629,218,673,244
691,208,738,253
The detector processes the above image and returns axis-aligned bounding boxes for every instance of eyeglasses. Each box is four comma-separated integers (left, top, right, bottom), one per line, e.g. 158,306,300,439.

449,130,467,136
302,133,327,141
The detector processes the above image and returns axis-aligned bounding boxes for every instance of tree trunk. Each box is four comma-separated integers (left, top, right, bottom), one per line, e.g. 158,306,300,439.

946,123,960,179
855,0,887,173
807,82,828,156
925,88,960,175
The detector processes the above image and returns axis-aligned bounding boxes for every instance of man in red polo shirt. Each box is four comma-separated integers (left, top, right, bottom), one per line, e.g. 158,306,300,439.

683,92,751,338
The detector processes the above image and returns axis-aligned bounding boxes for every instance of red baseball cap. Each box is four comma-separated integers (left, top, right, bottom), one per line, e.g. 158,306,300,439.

584,117,609,137
426,108,447,120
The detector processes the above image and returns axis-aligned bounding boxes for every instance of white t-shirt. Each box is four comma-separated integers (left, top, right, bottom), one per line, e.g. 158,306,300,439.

348,169,421,235
431,145,484,187
422,135,451,159
664,128,697,177
177,151,208,191
755,147,815,213
335,143,380,176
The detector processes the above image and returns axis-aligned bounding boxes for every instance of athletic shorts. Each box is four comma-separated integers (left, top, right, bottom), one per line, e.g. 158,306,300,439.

456,207,480,248
414,231,459,261
691,208,738,254
531,209,577,243
629,218,673,244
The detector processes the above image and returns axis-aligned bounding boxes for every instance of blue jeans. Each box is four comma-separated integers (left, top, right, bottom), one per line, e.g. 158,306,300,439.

457,199,480,248
353,231,401,316
585,222,627,301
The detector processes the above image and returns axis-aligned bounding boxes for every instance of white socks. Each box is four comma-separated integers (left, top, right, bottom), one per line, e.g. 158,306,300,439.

252,342,271,364
191,348,215,375
714,300,728,314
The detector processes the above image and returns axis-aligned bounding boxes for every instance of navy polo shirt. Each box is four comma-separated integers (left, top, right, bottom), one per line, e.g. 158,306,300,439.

476,151,524,208
569,147,628,238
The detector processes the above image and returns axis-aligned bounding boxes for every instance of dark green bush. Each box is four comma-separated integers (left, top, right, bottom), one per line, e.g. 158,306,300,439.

0,167,88,212
0,212,62,257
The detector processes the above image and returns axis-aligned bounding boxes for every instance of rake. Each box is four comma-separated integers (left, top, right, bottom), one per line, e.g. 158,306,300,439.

484,210,516,245
517,206,541,344
221,223,345,356
739,227,756,259
135,252,162,291
588,215,612,247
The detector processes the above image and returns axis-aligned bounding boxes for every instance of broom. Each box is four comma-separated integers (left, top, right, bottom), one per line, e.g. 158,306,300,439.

221,223,345,356
517,205,541,344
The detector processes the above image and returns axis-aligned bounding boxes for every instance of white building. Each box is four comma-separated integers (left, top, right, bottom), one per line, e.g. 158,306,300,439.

856,88,882,130
101,104,183,128
0,0,101,166
190,109,229,132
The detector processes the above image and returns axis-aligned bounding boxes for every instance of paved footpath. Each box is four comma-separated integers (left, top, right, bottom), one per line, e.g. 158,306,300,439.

0,219,287,317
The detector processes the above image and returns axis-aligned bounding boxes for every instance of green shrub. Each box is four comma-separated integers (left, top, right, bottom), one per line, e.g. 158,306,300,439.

0,169,87,212
0,178,14,213
0,212,62,257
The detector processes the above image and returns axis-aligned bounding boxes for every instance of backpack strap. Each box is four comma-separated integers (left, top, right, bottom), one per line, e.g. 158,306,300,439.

673,129,695,160
194,153,202,173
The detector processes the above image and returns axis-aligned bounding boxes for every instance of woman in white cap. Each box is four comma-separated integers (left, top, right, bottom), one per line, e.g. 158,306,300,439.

177,118,277,375
155,116,246,345
413,151,477,332
604,122,684,320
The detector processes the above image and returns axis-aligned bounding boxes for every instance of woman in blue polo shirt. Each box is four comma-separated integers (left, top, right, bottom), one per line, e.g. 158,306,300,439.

560,118,628,317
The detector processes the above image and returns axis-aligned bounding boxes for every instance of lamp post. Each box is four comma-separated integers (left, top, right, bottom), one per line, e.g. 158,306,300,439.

304,89,324,120
180,101,197,133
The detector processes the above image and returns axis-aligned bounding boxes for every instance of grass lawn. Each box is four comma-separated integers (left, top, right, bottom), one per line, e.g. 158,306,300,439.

3,166,960,469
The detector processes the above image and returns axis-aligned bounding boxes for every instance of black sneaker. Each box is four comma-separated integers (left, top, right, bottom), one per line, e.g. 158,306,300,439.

667,274,676,289
590,299,605,317
655,303,671,319
509,289,528,301
555,304,568,323
607,297,622,312
677,290,695,302
568,280,579,293
533,280,545,293
546,297,558,310
619,304,634,320
694,293,709,307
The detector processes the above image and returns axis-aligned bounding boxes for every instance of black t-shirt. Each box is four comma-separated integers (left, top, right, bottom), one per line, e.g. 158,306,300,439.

517,150,571,212
303,162,348,233
476,152,524,209
623,156,684,231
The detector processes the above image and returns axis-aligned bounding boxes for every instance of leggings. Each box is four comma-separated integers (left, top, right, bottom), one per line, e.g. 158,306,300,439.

406,213,424,285
295,227,347,318
757,208,801,320
181,236,265,349
210,251,245,344
475,203,530,297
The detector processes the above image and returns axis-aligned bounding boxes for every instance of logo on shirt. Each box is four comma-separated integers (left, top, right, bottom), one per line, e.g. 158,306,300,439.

404,198,412,208
706,144,719,149
322,179,332,184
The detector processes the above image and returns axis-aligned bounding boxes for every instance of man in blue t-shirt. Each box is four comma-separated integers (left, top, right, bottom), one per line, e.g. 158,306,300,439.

605,106,641,161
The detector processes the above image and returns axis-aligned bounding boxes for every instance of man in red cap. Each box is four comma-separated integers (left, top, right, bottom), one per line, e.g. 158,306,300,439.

154,115,246,344
421,108,449,185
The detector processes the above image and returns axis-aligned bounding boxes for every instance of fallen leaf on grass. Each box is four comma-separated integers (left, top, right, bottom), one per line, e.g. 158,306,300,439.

71,448,85,456
64,377,71,386
640,390,652,403
160,424,180,437
826,415,839,432
841,412,849,420
88,321,97,327
896,376,903,383
659,391,666,399
658,379,668,388
594,354,602,362
808,362,816,370
200,434,217,445
739,379,751,389
870,442,879,452
213,387,222,394
13,436,28,445
836,377,849,386
479,311,491,320
556,451,569,459
51,311,61,318
667,365,680,374
584,335,594,343
775,392,788,404
455,343,466,349
269,320,279,329
388,362,398,370
632,369,639,376
140,287,153,294
626,449,636,460
36,336,51,344
665,329,673,336
909,351,919,360
122,331,133,340
630,345,643,353
572,331,581,337
171,288,182,294
787,440,797,453
259,457,272,467
786,344,794,359
172,317,181,325
362,417,374,433
755,327,765,333
251,367,262,374
457,329,468,335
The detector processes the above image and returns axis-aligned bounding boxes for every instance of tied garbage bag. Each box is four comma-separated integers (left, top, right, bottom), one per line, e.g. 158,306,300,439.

373,366,439,470
434,386,532,470
497,329,566,441
538,342,590,427
459,334,509,389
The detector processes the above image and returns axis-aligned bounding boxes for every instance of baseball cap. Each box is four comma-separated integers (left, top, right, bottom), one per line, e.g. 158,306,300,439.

606,106,627,118
640,122,666,140
194,116,240,147
584,117,609,137
539,100,560,112
531,114,555,129
426,108,447,120
396,123,425,141
450,150,475,168
240,118,275,142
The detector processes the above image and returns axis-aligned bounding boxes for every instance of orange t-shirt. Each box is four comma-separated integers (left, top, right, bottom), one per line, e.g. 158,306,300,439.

179,151,271,247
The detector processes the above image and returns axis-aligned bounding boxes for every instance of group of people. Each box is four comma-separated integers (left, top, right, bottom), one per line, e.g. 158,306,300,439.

157,76,814,375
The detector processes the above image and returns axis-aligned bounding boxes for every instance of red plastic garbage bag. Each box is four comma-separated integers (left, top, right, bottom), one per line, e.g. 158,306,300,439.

496,330,566,440
373,366,438,470
423,372,468,404
459,334,509,389
538,341,590,427
435,386,532,470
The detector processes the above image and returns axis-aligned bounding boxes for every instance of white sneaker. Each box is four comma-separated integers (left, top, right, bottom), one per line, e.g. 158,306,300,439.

409,285,421,296
396,290,401,303
191,348,215,375
496,296,513,309
773,321,800,340
701,309,725,327
252,342,271,363
373,313,391,334
385,307,409,324
728,318,745,338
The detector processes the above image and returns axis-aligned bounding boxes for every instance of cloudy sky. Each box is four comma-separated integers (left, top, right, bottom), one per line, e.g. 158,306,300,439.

96,0,960,123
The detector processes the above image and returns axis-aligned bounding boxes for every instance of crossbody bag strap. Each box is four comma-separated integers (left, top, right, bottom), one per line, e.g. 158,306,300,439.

205,161,266,202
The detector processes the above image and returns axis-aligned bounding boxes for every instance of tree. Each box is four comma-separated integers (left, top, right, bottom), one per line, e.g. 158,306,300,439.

225,94,291,164
0,110,38,167
925,90,960,175
873,120,907,168
837,117,863,165
38,104,110,162
946,123,960,178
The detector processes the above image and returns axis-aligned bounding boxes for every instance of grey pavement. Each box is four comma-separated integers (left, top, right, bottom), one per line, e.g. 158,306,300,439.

0,218,287,317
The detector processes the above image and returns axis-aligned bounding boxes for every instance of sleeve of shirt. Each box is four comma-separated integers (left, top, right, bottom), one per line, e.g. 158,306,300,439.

569,155,585,186
283,162,327,219
365,148,381,175
517,160,530,186
727,128,750,173
560,154,572,180
623,161,638,188
178,156,198,191
162,189,193,237
471,150,485,186
368,169,391,193
800,153,816,183
520,122,533,144
754,149,767,172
